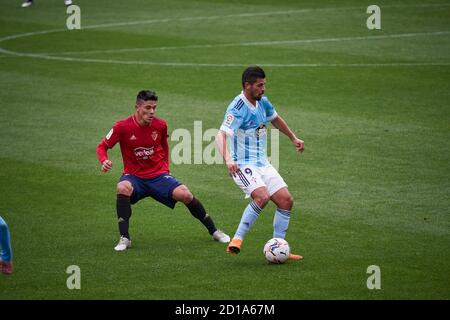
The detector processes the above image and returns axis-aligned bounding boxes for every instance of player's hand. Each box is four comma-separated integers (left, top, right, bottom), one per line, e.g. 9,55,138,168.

226,160,240,175
101,159,112,172
292,138,305,153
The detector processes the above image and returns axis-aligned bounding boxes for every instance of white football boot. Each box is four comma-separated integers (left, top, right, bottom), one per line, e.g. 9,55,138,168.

21,1,33,8
114,236,131,251
64,0,73,5
212,230,231,243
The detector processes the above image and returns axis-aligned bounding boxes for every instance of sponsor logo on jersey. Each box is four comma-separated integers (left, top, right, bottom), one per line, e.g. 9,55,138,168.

255,124,267,137
134,146,154,160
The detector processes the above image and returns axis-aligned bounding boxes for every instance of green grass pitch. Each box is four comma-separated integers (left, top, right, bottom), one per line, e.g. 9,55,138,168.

0,0,449,299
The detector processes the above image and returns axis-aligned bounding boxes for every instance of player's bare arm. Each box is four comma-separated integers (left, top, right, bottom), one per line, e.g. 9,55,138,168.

271,116,305,153
215,130,240,174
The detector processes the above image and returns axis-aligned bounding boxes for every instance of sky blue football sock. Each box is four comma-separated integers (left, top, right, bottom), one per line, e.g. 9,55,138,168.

273,208,291,239
234,201,262,240
0,216,12,262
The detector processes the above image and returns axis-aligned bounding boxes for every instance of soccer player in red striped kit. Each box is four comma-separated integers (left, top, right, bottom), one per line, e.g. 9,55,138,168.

96,90,230,251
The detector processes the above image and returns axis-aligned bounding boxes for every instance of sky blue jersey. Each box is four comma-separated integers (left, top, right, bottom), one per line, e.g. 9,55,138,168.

219,92,278,167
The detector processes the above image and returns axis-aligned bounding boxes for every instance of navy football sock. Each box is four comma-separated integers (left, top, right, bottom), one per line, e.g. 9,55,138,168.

116,194,132,239
186,197,217,235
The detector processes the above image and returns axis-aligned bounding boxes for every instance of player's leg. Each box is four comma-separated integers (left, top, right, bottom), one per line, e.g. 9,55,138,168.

116,180,133,238
228,186,270,254
265,165,303,260
227,167,269,254
0,216,13,275
113,175,142,251
172,185,230,243
270,187,293,239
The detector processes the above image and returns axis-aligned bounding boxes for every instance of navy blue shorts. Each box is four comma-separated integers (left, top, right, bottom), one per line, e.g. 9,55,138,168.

119,174,183,209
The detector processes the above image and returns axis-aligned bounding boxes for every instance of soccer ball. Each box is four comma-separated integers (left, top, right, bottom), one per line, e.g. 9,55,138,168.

263,238,290,264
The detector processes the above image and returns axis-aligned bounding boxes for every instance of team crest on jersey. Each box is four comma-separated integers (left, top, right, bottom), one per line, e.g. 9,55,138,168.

130,134,137,140
151,131,158,141
225,114,234,126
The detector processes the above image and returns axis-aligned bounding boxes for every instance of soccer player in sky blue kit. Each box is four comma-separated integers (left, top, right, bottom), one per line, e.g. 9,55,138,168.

216,66,304,260
0,216,13,275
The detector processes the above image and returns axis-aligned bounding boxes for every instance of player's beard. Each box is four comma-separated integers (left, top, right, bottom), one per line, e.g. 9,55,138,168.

253,91,264,101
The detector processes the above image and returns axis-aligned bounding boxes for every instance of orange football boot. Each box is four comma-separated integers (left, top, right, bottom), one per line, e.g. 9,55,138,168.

288,253,303,260
227,238,242,254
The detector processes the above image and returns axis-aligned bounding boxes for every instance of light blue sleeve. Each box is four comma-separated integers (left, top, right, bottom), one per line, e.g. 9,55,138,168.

261,96,278,122
219,104,244,136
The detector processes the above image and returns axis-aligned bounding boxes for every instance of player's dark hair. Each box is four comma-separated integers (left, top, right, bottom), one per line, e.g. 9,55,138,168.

136,90,158,103
242,65,266,87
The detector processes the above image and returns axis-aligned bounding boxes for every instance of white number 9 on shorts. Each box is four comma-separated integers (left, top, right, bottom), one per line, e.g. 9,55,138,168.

231,164,287,198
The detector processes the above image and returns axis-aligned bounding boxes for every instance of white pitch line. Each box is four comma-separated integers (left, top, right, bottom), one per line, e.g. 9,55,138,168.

36,31,450,56
1,47,449,68
0,7,336,43
1,3,449,68
52,2,450,31
1,2,450,44
0,28,68,43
